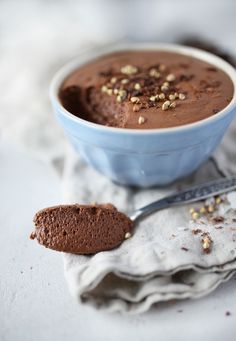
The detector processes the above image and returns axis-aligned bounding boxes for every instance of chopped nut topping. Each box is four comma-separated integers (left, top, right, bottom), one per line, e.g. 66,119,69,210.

107,89,113,96
133,104,141,112
192,211,200,220
159,93,165,100
161,84,169,92
118,89,127,96
138,116,146,124
189,195,225,222
125,232,132,239
134,83,141,90
207,205,215,213
121,78,129,84
201,233,212,254
199,207,206,214
101,85,108,93
179,93,186,100
149,95,158,102
110,77,117,84
149,68,160,78
174,92,179,98
99,62,189,114
162,100,171,111
117,90,127,102
169,94,176,101
121,64,138,75
166,74,176,82
170,101,176,109
130,96,140,104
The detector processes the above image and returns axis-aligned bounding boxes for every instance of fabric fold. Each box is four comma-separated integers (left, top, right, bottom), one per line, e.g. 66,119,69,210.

62,119,236,313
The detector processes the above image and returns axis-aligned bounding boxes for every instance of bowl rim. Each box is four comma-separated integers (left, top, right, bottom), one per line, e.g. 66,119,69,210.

50,42,236,135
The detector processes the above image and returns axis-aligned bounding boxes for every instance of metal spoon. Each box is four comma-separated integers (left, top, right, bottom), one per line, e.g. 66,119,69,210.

128,176,236,223
31,176,236,254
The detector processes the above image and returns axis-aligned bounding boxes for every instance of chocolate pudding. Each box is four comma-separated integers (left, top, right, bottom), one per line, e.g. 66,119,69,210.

59,50,234,129
30,204,133,254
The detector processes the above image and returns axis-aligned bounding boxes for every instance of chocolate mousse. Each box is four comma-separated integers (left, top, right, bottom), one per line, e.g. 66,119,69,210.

30,204,133,254
59,50,234,129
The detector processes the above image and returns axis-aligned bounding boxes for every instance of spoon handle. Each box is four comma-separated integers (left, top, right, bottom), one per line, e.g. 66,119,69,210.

129,176,236,221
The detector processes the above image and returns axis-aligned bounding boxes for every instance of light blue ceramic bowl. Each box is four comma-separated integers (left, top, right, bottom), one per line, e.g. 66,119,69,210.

50,43,236,187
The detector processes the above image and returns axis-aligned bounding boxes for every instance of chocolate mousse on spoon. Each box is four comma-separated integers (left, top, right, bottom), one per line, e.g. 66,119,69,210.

31,177,236,254
31,204,133,254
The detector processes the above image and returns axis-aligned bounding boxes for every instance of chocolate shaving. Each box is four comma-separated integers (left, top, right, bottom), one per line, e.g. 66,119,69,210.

179,74,194,82
206,67,217,72
210,216,225,224
99,70,113,77
192,228,202,235
179,63,189,69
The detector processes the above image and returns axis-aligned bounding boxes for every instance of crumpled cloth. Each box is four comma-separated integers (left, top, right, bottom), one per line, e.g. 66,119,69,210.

62,119,236,314
0,0,236,315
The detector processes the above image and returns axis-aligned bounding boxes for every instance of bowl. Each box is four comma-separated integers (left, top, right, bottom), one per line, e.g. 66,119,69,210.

50,43,236,187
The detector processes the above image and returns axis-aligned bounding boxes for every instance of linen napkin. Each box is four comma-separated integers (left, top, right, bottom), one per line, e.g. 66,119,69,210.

62,119,236,314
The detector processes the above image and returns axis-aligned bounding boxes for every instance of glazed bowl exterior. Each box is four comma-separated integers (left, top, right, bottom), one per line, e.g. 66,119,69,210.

50,43,236,187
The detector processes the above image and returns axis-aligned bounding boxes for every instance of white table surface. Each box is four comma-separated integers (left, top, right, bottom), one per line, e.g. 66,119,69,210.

1,141,236,341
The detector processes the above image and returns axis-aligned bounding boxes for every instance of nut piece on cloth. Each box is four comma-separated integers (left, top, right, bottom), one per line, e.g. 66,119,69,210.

62,136,236,313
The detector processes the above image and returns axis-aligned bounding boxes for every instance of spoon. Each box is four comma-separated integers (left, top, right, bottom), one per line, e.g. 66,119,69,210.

31,176,236,254
128,176,236,221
